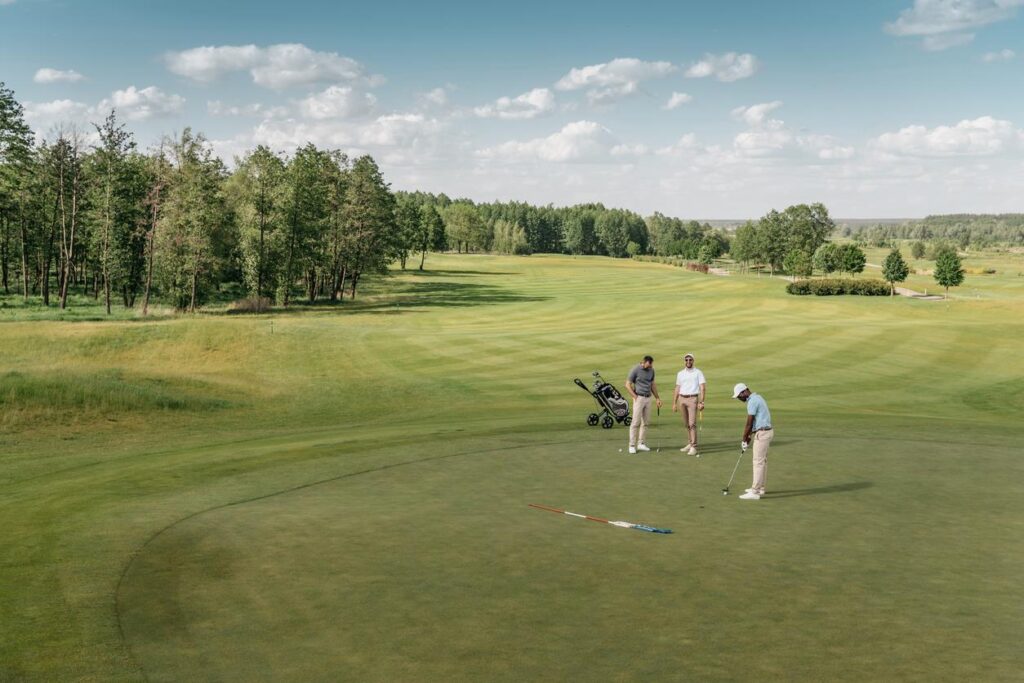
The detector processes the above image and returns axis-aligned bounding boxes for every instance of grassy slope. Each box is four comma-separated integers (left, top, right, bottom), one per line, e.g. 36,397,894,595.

2,253,1023,681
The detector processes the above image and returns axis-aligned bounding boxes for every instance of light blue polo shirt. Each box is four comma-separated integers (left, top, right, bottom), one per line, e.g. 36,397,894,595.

746,393,772,431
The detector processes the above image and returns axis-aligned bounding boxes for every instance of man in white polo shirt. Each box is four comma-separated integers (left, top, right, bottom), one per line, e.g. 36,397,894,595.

673,352,706,456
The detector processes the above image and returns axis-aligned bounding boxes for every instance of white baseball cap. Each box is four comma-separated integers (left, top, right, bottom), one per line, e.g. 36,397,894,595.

683,352,695,360
732,382,748,399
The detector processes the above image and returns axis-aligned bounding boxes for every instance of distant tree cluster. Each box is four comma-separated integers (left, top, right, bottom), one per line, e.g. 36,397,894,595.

845,214,1024,249
394,194,731,261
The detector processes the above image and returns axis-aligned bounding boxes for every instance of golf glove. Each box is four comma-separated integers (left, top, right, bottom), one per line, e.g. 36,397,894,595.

741,441,749,452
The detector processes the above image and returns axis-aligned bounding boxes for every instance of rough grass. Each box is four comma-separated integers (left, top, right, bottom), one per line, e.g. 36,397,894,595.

1,252,1023,682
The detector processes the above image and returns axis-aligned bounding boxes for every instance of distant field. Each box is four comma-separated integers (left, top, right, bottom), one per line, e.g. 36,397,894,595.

2,253,1022,681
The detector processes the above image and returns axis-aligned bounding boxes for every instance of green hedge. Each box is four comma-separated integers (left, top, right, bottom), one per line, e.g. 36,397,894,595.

786,278,891,296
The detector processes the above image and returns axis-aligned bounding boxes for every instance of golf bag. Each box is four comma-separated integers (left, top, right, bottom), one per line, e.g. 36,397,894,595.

574,371,632,429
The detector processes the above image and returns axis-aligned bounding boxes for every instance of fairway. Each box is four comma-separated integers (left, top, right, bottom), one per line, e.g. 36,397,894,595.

3,254,1023,681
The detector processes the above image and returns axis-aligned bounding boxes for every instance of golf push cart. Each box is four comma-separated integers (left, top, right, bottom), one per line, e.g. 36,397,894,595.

574,371,632,429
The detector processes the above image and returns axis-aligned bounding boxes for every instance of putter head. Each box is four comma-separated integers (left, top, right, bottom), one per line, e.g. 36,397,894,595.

721,488,729,495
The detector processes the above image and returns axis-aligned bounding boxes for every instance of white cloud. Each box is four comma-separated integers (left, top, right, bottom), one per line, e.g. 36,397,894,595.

655,133,701,157
211,111,449,164
982,47,1016,61
555,58,676,103
97,86,185,121
420,87,449,107
922,32,976,50
885,0,1024,50
663,92,693,110
684,52,759,81
727,101,856,160
873,116,1021,156
34,68,85,84
297,85,376,120
731,101,784,128
23,99,91,130
0,1,16,6
474,88,555,120
164,43,380,89
477,120,621,162
207,101,289,118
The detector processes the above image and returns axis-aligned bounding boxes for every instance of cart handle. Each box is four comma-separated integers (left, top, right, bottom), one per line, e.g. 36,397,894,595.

573,378,592,393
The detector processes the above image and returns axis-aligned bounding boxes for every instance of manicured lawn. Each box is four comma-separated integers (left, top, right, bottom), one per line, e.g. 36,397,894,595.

2,253,1022,681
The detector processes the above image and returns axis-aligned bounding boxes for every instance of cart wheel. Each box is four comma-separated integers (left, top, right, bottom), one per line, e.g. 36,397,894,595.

587,413,600,426
601,415,614,429
623,415,632,427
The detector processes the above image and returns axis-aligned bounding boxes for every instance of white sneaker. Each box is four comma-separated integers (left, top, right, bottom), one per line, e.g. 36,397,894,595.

636,443,651,452
628,446,637,454
745,488,766,495
687,445,698,456
739,491,761,500
680,443,693,452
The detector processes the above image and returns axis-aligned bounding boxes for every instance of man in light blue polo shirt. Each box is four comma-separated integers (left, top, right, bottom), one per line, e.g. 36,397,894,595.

732,383,773,500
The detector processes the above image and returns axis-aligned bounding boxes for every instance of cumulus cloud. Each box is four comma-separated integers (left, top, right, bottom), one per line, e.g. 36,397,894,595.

164,43,381,89
885,0,1024,50
731,101,784,128
555,58,676,103
23,99,91,130
655,133,701,157
207,101,289,118
297,85,377,120
728,101,855,160
982,47,1016,61
922,32,976,50
663,92,693,110
684,52,759,81
872,116,1021,156
419,87,450,108
477,120,621,162
34,68,85,84
97,86,185,121
474,88,555,120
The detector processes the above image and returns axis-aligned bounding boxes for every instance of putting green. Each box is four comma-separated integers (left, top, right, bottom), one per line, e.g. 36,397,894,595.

3,253,1023,681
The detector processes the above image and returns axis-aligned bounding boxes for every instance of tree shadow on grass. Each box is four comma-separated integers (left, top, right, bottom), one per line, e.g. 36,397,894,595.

406,269,517,277
769,481,873,498
286,280,548,315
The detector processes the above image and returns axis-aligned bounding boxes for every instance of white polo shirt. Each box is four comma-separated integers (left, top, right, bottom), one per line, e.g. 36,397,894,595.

675,367,706,396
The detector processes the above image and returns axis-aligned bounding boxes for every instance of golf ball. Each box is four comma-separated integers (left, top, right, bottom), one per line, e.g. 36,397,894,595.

618,448,622,452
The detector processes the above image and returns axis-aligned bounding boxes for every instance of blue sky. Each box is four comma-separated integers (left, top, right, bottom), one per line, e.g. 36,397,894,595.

2,0,1023,217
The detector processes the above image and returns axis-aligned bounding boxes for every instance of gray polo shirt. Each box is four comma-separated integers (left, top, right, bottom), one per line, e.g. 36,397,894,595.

627,365,655,396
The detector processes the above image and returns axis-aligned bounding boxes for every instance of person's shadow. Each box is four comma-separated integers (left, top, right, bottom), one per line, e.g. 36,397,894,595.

768,482,873,498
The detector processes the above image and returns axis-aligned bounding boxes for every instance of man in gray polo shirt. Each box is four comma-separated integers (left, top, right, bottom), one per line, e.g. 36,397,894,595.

625,355,663,454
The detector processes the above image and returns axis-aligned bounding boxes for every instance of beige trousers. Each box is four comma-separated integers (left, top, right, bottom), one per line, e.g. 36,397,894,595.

678,395,698,445
629,395,651,446
751,428,774,491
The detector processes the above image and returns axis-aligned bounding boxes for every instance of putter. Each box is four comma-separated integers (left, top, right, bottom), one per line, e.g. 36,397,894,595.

722,446,745,495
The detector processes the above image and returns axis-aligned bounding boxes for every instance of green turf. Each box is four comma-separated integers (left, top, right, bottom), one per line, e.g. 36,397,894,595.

2,253,1023,681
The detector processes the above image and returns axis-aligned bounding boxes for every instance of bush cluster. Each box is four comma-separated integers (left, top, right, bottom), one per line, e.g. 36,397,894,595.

786,278,890,296
633,255,718,273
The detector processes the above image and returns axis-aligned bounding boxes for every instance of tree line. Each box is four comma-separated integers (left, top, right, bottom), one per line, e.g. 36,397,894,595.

1,82,428,312
845,214,1024,249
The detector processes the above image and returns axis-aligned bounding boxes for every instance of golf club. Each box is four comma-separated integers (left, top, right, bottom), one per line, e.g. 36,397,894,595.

697,409,702,458
722,445,745,495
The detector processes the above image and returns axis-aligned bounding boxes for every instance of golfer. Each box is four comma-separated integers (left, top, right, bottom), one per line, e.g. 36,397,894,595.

625,356,662,454
672,352,706,455
732,383,773,500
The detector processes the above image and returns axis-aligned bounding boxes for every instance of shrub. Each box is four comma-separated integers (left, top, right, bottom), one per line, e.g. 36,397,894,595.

227,297,272,313
786,278,890,296
686,262,709,273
